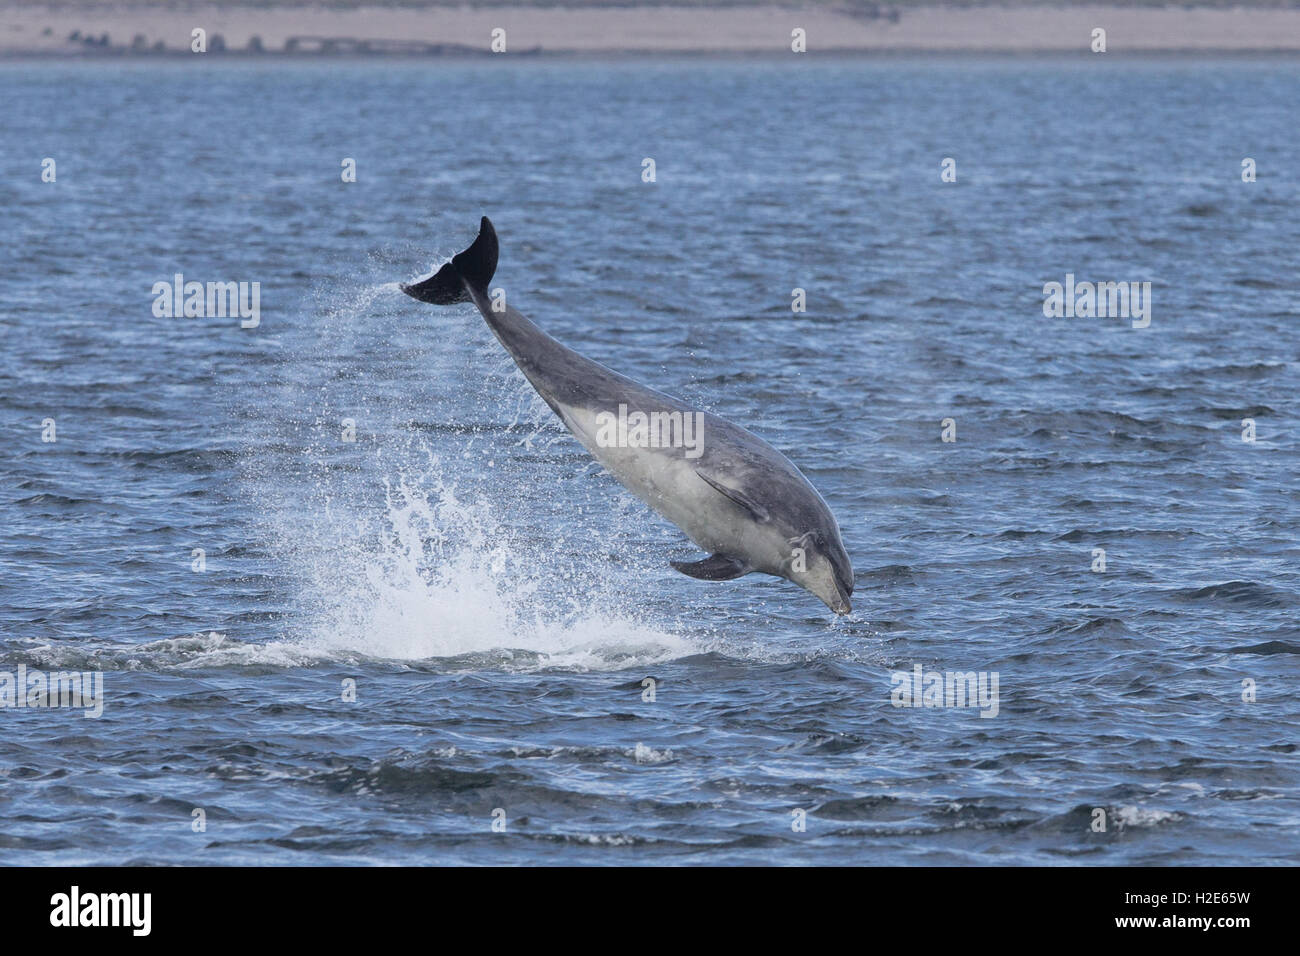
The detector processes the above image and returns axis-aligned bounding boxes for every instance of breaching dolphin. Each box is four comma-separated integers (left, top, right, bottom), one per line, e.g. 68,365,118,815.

401,217,854,615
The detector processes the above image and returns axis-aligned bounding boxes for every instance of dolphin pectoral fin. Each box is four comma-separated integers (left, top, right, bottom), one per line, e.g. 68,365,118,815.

694,470,770,523
670,554,752,581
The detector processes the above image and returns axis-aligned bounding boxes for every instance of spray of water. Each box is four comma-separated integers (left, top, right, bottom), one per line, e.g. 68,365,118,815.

244,274,700,671
286,459,696,669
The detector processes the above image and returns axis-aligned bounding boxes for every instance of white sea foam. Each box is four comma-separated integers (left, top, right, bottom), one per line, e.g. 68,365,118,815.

1112,805,1182,829
277,462,698,671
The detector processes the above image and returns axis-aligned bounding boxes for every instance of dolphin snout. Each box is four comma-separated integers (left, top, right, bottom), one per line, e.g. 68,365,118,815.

798,562,853,616
809,577,852,616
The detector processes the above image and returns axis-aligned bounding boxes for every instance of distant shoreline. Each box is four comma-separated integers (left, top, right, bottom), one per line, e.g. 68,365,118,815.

4,4,1300,57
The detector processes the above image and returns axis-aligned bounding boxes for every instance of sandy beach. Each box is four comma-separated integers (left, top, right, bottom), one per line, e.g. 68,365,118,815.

3,3,1300,56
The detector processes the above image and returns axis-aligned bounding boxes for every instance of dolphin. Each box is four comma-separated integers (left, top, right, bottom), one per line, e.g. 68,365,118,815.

401,217,854,615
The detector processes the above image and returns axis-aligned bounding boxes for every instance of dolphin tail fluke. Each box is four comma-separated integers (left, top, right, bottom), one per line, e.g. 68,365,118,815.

401,216,498,304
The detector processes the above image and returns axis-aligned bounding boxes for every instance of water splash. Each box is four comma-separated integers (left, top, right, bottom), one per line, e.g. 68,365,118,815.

234,276,699,671
286,461,697,669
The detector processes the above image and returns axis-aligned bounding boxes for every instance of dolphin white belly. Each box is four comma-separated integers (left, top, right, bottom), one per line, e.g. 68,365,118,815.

556,401,740,554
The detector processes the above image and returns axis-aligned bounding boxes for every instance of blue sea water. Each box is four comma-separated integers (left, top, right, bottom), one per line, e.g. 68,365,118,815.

0,56,1297,865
